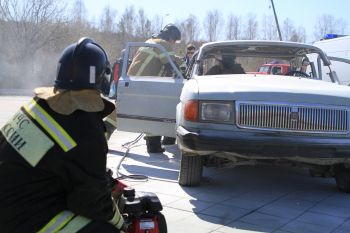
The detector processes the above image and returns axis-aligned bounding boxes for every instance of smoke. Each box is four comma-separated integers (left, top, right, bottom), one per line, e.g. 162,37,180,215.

0,50,59,93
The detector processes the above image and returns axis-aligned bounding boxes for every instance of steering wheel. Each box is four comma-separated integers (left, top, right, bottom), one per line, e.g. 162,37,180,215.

285,70,310,77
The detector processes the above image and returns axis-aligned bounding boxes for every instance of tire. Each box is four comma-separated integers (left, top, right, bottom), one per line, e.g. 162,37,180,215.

156,212,167,233
178,151,203,186
335,167,350,193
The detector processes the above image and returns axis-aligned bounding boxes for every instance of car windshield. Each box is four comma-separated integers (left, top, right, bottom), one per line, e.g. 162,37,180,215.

258,66,270,73
192,41,332,81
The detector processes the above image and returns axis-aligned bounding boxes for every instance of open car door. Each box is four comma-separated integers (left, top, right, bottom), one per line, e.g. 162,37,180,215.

116,42,185,137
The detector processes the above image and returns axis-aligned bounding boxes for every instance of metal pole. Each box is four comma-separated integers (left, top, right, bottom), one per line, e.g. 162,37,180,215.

270,0,282,41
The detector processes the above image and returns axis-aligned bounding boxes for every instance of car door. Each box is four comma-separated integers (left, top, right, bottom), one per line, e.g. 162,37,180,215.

116,42,185,137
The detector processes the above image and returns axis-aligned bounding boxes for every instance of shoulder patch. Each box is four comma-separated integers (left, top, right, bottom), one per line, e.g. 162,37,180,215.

1,110,54,166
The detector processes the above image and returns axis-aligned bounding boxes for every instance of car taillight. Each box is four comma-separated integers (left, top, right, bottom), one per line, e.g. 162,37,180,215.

113,63,120,82
184,100,199,122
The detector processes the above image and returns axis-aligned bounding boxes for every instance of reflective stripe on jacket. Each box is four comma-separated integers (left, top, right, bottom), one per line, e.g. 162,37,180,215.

23,99,77,152
127,38,182,76
38,210,91,233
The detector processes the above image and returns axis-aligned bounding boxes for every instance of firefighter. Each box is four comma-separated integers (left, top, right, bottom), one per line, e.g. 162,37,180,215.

0,38,125,233
128,24,182,153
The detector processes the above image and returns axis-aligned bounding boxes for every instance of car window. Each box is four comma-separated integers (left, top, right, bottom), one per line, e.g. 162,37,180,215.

258,66,270,73
194,43,331,80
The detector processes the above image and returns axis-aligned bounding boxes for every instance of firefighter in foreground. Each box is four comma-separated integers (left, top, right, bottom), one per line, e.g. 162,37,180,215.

127,23,182,153
0,38,125,232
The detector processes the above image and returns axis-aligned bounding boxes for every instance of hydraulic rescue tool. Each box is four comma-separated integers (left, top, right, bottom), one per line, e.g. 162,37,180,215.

107,169,167,233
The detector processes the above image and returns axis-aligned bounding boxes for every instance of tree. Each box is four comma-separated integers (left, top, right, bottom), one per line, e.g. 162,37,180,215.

71,0,87,26
243,13,258,40
135,8,152,40
282,18,294,41
180,14,200,43
226,13,241,40
99,5,117,33
260,14,278,40
314,14,348,40
0,0,66,61
203,10,222,41
289,26,306,42
0,0,67,89
117,6,136,44
151,14,163,33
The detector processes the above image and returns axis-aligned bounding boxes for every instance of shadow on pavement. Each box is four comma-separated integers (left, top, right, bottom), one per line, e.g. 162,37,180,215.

107,142,350,233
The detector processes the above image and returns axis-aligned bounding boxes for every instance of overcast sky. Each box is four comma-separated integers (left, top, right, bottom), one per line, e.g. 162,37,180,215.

71,0,349,42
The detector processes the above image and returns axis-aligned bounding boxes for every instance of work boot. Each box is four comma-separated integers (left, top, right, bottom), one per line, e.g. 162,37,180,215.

162,136,176,145
145,136,165,153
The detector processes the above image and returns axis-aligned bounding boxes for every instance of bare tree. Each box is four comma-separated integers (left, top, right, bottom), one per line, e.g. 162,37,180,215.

0,0,67,89
313,14,347,40
71,0,88,26
282,18,295,41
337,19,347,35
243,13,258,40
135,8,152,40
180,14,200,43
260,14,278,40
226,13,241,40
117,6,136,43
99,5,117,32
203,10,222,41
289,26,306,42
0,0,66,60
151,14,163,33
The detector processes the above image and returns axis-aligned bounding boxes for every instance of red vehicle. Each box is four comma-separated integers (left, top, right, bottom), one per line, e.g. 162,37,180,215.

256,63,290,75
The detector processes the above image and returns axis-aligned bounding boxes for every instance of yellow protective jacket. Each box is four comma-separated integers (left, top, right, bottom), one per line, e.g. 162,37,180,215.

0,93,123,233
127,38,182,76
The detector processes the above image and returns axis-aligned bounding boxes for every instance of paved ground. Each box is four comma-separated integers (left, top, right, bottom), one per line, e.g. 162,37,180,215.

1,96,350,233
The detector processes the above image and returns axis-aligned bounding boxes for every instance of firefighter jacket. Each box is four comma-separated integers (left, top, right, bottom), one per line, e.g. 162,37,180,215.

0,92,123,233
127,38,182,77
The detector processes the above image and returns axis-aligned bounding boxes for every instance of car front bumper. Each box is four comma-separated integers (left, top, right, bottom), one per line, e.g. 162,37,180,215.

176,126,350,158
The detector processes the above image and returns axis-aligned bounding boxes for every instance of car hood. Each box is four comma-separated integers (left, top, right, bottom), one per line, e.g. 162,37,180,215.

194,74,350,105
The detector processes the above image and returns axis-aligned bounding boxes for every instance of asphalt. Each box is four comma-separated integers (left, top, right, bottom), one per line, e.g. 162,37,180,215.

1,96,350,233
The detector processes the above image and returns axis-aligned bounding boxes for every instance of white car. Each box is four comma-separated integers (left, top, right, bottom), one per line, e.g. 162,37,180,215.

116,40,350,193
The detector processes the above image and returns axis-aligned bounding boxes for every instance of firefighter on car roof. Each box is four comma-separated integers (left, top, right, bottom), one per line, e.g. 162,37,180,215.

127,24,182,153
0,38,125,233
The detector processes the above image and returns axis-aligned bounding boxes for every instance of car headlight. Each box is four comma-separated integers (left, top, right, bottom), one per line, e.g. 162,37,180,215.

200,101,234,123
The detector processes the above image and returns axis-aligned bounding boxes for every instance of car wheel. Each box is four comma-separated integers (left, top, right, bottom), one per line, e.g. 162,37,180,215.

335,167,350,193
178,151,203,186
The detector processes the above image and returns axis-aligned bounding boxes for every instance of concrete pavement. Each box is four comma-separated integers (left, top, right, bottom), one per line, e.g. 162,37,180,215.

108,130,350,233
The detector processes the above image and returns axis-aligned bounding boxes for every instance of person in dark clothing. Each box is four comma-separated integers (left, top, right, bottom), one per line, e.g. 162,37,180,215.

205,54,245,75
0,38,125,233
183,44,196,67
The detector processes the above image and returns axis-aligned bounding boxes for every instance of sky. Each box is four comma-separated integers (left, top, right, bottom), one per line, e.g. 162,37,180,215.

71,0,350,43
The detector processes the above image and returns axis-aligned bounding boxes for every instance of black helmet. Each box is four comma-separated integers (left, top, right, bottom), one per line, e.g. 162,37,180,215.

55,37,111,94
154,24,181,42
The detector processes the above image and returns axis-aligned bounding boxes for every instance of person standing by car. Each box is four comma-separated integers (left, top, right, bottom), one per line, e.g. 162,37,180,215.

128,23,182,153
183,44,196,67
0,38,125,233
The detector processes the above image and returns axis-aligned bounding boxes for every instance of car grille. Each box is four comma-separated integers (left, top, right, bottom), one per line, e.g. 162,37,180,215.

236,101,350,134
